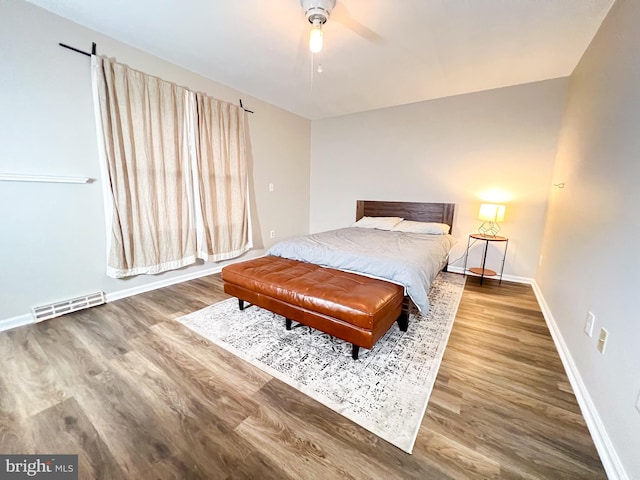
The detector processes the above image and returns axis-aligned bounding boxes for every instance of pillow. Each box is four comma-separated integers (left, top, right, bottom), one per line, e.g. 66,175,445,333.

352,216,404,230
391,220,450,234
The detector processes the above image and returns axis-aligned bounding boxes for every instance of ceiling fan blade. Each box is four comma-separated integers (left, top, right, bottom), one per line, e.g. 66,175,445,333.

332,2,382,43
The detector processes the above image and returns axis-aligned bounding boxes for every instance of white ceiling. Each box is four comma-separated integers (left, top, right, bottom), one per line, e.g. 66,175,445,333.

25,0,614,120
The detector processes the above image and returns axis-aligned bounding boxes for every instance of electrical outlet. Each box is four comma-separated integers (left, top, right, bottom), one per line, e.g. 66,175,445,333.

539,255,543,267
597,328,608,354
269,230,276,239
584,312,595,337
636,391,640,414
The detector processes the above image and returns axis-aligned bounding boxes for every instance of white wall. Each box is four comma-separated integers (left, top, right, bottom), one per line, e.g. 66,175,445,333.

0,0,310,322
310,79,568,279
537,0,640,477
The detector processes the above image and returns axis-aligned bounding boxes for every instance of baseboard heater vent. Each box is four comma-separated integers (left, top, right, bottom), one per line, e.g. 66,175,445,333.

32,291,106,323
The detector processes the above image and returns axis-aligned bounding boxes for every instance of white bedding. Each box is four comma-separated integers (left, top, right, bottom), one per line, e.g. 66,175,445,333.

266,227,455,313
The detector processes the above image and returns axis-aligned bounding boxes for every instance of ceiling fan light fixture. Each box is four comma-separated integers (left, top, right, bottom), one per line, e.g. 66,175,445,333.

309,20,323,53
301,0,335,53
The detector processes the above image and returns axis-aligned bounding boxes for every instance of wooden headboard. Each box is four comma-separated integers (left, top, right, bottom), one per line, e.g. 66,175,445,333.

356,200,455,234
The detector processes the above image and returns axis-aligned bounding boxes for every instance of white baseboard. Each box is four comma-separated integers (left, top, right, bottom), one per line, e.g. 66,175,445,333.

104,255,267,303
446,265,465,274
0,313,33,333
446,265,532,284
105,264,224,303
531,281,628,480
0,262,231,333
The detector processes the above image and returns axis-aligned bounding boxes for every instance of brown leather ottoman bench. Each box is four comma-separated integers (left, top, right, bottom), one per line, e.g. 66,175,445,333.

221,256,407,359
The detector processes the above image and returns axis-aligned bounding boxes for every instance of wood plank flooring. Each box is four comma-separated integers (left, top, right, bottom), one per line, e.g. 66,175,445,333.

0,274,606,479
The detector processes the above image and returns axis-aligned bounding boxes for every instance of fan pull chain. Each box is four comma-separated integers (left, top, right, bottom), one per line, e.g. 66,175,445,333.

310,52,315,93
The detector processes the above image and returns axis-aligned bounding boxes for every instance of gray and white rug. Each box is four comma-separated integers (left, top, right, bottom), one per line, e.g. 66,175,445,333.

177,272,465,453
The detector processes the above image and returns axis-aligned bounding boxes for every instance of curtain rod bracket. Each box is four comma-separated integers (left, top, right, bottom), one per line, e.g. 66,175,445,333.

59,42,96,57
239,99,254,114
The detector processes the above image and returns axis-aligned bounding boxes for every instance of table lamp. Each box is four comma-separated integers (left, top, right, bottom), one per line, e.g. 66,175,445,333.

477,203,505,237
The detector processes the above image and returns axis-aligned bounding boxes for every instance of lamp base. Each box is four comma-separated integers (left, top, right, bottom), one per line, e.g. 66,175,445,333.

478,221,501,237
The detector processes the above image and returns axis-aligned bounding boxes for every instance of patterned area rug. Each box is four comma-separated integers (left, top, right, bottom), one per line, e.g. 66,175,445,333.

177,272,465,453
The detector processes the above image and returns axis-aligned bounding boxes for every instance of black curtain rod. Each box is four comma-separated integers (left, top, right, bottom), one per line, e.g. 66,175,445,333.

59,42,96,57
58,41,254,114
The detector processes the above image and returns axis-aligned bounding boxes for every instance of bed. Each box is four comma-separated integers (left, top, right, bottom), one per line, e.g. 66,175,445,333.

222,200,456,358
267,200,456,314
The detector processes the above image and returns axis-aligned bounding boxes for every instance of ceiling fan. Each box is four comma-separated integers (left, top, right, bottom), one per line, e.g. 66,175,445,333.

300,0,381,54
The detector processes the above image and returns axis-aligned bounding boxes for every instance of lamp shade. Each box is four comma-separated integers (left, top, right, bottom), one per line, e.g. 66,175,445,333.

478,203,505,223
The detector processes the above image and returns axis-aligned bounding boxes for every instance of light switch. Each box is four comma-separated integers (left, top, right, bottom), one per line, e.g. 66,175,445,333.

597,328,608,354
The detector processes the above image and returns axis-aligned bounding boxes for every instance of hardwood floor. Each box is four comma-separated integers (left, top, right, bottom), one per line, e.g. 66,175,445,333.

0,274,606,479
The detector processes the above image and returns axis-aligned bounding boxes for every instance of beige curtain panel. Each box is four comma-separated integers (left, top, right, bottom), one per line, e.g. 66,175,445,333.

91,55,251,278
194,94,252,261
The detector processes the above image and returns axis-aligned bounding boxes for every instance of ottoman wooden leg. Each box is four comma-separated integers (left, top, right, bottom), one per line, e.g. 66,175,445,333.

352,345,360,360
286,318,293,330
238,299,245,311
397,312,409,332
